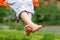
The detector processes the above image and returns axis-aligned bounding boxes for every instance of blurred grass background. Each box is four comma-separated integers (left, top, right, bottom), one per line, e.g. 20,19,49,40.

0,0,60,25
0,0,60,40
0,30,60,40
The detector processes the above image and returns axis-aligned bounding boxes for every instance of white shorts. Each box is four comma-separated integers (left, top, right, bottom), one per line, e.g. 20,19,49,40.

5,0,34,18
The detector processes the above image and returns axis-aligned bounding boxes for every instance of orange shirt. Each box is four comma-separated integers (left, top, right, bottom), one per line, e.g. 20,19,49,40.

0,0,9,7
33,0,39,7
0,0,39,7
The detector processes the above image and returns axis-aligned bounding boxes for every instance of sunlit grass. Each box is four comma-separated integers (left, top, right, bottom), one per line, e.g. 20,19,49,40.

0,30,60,40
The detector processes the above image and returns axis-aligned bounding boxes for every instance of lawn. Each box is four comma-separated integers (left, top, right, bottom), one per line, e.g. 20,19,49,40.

0,30,60,40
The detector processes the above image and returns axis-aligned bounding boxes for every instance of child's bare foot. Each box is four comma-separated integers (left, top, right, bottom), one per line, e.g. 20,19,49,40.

25,25,32,36
24,24,42,36
32,24,42,32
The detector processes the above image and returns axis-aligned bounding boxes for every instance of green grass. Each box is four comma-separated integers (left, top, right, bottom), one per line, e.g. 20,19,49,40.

0,30,60,40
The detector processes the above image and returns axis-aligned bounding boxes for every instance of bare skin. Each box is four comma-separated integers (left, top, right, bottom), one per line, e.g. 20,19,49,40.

20,11,42,36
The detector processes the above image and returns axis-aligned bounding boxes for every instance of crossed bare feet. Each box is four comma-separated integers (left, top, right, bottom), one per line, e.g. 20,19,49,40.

25,24,42,36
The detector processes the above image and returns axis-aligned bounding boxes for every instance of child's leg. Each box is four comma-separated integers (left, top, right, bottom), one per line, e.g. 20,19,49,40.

20,11,42,32
27,12,32,20
20,11,34,36
27,13,42,32
20,12,35,26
